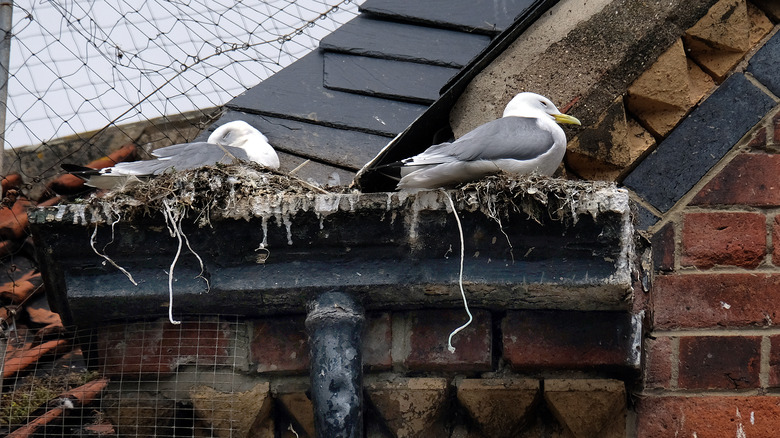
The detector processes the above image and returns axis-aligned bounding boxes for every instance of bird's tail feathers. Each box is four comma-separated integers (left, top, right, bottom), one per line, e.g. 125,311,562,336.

61,164,101,180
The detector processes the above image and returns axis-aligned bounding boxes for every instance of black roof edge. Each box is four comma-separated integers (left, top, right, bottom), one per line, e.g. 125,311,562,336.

353,0,560,192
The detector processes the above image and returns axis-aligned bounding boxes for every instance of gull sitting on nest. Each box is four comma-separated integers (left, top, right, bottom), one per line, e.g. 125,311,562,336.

397,92,581,190
63,120,280,190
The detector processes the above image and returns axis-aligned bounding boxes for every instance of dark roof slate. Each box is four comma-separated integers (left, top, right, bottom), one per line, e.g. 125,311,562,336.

227,50,427,137
359,0,537,34
319,16,491,67
323,53,460,104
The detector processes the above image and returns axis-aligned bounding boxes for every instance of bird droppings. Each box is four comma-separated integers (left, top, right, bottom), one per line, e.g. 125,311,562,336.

43,166,630,250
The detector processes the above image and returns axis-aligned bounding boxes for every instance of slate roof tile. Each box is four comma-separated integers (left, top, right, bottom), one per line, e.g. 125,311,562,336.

359,0,537,34
323,53,460,103
319,16,491,67
227,50,427,137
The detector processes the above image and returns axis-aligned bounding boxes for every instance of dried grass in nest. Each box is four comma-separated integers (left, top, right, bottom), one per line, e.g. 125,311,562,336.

457,173,616,225
89,162,337,222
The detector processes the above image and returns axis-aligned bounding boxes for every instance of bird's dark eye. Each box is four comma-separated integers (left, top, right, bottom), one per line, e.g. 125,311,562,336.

540,101,548,107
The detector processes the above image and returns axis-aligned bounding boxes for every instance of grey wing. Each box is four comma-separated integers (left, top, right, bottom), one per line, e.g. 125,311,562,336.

111,143,250,175
407,117,555,166
151,142,247,159
448,117,555,161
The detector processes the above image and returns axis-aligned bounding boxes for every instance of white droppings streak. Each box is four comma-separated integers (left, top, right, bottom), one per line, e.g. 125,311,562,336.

261,216,269,246
721,301,731,310
72,205,87,225
735,408,746,438
55,204,67,221
408,191,447,240
283,216,293,245
314,194,341,216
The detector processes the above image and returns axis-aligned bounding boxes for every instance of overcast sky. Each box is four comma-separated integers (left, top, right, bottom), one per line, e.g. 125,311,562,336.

4,0,360,149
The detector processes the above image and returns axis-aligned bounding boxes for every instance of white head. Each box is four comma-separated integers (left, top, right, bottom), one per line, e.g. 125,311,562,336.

502,92,581,126
208,120,280,170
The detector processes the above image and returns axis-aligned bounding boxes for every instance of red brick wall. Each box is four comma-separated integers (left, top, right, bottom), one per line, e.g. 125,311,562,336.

639,114,780,436
96,309,638,377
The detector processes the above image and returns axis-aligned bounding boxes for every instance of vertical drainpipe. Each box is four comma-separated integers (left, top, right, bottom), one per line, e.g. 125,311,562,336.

0,1,11,172
305,291,365,438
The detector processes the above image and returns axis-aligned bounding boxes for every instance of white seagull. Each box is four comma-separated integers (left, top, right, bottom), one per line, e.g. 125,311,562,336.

64,120,280,190
397,92,581,190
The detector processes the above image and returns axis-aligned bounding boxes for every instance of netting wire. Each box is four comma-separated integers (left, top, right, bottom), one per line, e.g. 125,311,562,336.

0,1,360,436
4,0,359,172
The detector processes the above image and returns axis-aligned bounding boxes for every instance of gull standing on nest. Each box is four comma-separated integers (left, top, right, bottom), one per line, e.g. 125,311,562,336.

63,120,280,190
397,92,581,190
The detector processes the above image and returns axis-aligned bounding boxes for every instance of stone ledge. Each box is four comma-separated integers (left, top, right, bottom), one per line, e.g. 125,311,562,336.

31,174,635,326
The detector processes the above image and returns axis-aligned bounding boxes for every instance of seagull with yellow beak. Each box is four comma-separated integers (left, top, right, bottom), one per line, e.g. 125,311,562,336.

397,92,581,189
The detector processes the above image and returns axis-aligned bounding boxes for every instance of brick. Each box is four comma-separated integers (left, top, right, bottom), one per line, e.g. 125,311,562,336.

774,216,780,266
748,126,768,151
644,336,672,389
768,335,780,387
749,3,774,46
364,312,392,370
365,378,448,438
636,396,780,438
634,201,660,230
753,0,780,21
102,391,177,437
681,212,766,269
651,222,675,272
626,39,712,137
653,273,780,329
277,392,315,438
683,0,766,82
775,113,780,144
693,154,780,206
456,378,539,437
251,313,391,374
623,73,776,212
399,309,491,372
678,336,760,389
567,97,655,181
747,25,780,96
544,379,626,438
251,316,309,374
502,311,638,370
97,319,231,377
189,383,271,437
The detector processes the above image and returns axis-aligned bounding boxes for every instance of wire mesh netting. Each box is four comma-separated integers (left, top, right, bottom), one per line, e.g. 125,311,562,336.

1,316,309,437
0,1,360,436
1,0,360,201
6,0,358,149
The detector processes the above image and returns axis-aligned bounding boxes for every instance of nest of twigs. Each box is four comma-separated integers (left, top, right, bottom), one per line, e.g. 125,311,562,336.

456,173,621,225
87,162,341,223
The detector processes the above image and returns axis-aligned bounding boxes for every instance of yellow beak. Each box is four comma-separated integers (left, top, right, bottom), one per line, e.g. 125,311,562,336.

553,113,582,126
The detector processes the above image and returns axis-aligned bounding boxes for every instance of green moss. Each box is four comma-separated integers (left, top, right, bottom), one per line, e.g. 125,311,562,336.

0,385,58,426
0,370,102,427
